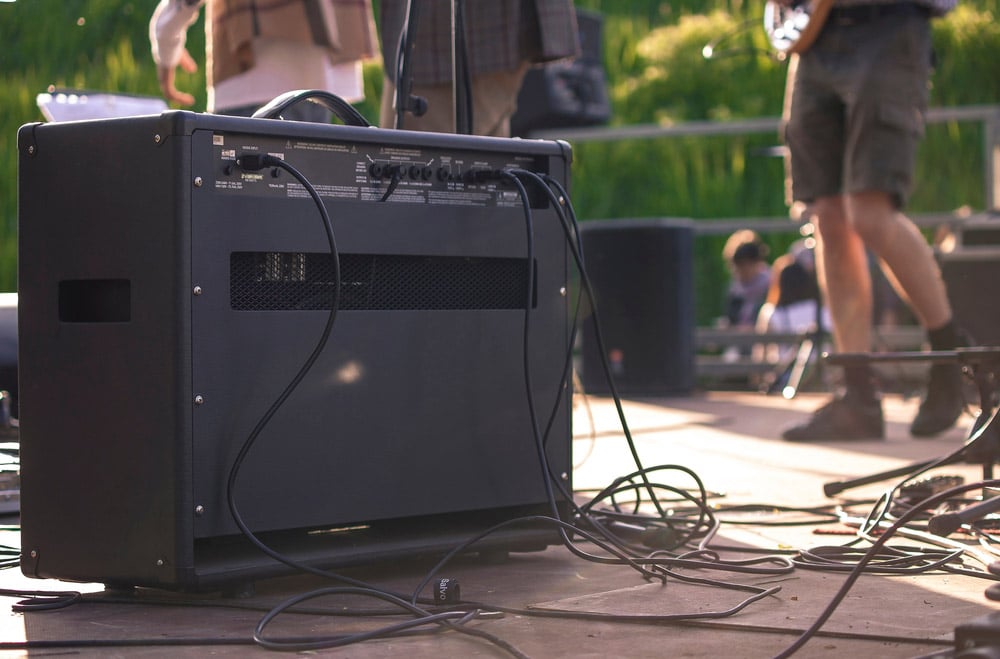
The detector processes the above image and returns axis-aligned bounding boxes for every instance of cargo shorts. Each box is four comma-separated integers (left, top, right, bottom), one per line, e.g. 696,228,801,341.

782,6,933,209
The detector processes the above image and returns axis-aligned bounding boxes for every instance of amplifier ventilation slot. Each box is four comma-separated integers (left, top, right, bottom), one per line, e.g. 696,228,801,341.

230,252,532,311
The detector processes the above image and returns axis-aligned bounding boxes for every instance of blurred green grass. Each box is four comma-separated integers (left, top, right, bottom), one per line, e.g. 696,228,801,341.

3,0,999,322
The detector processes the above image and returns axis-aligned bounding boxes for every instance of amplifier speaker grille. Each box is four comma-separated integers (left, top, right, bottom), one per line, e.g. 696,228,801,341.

230,252,532,311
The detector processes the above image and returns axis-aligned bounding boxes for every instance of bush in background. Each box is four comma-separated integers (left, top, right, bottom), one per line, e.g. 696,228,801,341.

574,1,1000,323
2,0,999,323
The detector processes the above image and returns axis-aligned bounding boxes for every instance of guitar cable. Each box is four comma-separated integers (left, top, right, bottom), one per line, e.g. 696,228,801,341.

701,16,770,60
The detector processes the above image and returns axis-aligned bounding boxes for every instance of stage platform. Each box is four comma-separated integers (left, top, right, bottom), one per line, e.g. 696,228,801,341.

0,390,995,658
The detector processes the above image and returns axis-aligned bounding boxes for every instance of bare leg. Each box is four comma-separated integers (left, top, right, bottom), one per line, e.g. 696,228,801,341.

811,195,873,353
783,188,959,441
846,190,952,329
782,193,886,441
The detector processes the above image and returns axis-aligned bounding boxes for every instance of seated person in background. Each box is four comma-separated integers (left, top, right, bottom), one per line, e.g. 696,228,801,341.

722,230,771,330
755,256,831,364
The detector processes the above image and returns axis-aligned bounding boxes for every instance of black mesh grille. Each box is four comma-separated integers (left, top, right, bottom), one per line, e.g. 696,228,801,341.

231,252,533,311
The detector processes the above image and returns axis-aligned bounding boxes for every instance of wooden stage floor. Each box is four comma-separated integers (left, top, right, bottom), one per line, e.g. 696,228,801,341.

0,390,997,658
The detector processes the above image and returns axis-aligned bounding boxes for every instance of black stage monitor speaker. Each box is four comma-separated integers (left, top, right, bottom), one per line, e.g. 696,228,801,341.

938,215,1000,347
940,251,1000,348
579,219,696,396
17,111,572,591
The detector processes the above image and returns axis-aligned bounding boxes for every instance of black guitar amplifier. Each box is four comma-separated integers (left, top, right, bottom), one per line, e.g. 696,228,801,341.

17,111,573,590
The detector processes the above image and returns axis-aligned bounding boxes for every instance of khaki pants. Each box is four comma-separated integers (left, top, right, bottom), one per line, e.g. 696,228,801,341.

379,64,530,136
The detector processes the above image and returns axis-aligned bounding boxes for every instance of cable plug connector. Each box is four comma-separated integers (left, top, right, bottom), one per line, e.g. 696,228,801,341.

466,168,509,183
432,577,461,604
236,153,280,172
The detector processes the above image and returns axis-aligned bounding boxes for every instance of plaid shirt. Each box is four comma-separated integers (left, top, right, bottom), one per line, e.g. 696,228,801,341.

380,0,580,85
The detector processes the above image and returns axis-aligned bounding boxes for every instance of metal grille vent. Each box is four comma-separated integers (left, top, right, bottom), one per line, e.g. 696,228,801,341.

230,252,533,311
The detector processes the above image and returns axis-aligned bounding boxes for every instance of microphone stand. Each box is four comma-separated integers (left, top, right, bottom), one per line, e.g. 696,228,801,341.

393,0,473,134
451,0,472,134
767,276,826,400
394,0,427,129
927,487,1000,536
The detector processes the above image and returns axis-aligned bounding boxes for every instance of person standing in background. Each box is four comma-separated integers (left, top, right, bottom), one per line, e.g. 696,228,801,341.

150,0,379,120
378,0,579,136
779,0,966,441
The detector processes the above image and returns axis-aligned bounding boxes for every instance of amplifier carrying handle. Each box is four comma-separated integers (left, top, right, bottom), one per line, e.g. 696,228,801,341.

251,89,371,127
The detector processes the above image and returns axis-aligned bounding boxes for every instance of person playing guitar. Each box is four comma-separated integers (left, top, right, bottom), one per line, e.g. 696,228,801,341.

775,0,968,442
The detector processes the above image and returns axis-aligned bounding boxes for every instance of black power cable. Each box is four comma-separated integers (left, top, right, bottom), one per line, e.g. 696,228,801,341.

497,172,790,577
509,170,730,561
775,478,1000,658
214,161,711,654
227,153,527,657
1,159,818,655
253,587,507,654
508,170,666,513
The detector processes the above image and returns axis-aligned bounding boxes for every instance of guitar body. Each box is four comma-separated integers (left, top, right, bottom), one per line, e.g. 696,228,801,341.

764,0,836,57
